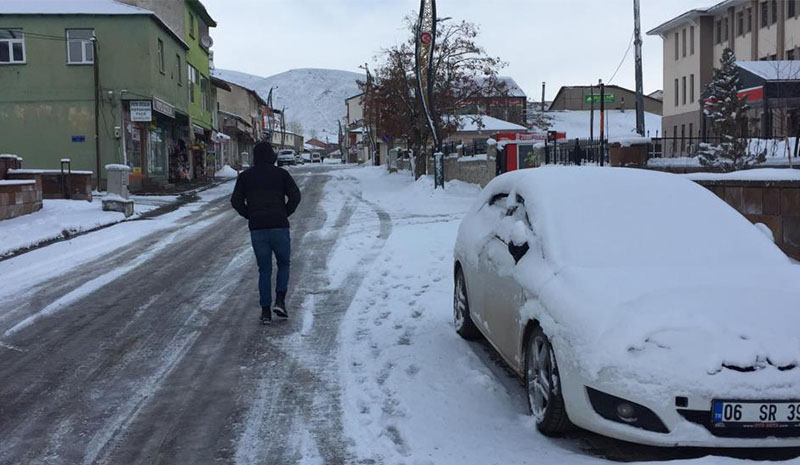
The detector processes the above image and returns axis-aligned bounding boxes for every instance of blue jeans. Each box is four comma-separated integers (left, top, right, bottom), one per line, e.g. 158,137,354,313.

250,228,291,308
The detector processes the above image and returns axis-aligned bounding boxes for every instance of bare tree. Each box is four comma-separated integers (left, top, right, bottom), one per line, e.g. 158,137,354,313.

360,16,507,179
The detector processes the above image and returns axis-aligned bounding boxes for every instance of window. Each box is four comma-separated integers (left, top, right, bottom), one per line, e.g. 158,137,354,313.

0,29,25,64
66,29,94,64
716,20,722,44
681,124,686,153
724,17,729,41
682,28,687,57
188,64,198,103
157,39,165,73
790,0,797,19
189,13,196,38
674,78,679,106
201,76,211,112
772,0,778,24
690,74,695,103
689,123,694,140
762,2,769,27
176,54,182,84
674,32,679,60
682,76,687,105
788,49,796,60
738,11,745,36
747,7,753,32
690,26,695,54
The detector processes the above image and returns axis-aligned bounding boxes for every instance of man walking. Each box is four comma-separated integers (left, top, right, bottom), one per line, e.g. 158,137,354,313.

231,142,301,325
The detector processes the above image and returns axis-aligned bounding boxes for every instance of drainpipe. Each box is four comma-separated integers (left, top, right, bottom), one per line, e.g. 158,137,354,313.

92,35,101,189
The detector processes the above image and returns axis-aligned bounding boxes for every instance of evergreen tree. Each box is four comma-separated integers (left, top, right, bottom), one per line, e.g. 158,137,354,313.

698,48,764,171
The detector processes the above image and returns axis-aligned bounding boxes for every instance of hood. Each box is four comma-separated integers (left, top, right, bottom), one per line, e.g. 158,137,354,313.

253,142,277,167
540,265,800,383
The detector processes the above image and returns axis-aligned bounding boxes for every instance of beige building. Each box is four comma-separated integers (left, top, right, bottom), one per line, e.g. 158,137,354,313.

548,85,663,115
215,78,268,167
648,0,800,156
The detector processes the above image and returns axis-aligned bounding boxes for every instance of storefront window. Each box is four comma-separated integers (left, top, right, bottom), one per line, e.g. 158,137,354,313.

148,126,167,176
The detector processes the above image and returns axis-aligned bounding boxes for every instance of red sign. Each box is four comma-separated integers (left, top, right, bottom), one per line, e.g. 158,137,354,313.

420,31,432,44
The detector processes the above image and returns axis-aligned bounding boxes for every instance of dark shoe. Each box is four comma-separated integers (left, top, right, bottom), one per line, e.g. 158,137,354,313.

273,293,288,318
261,307,272,325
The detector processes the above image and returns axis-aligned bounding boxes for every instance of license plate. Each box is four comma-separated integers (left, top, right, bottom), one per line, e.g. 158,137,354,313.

713,400,800,427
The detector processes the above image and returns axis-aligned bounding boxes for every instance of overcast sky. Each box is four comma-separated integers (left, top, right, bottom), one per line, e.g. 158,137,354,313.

204,0,706,100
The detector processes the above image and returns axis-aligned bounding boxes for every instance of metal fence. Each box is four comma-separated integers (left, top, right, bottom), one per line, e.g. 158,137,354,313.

442,139,488,157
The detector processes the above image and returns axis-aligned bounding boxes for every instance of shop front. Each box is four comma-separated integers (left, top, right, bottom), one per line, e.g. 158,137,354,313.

123,98,188,190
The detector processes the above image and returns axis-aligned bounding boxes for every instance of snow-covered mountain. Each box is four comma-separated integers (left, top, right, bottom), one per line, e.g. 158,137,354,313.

212,68,363,142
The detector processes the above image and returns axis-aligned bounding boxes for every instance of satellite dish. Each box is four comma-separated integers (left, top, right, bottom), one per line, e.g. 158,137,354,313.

201,35,214,48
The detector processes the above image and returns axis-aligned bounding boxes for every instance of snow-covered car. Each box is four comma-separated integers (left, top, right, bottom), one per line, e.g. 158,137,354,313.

311,152,322,163
453,167,800,448
294,154,305,165
301,152,312,163
277,149,296,167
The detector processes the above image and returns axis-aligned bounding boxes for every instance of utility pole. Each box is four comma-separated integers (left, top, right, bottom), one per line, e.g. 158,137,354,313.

633,0,646,136
589,84,595,142
599,79,605,166
92,35,101,190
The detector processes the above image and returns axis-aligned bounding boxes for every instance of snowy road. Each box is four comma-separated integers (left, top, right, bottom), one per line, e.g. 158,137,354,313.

0,165,798,464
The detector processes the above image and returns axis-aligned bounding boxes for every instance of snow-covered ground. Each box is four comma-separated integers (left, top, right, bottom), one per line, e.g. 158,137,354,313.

0,197,162,258
331,167,800,464
544,109,662,140
0,182,234,302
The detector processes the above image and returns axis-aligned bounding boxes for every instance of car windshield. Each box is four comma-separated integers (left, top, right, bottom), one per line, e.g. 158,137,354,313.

522,168,788,268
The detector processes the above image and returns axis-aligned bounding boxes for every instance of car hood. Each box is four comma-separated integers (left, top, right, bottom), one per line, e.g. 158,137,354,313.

536,265,800,388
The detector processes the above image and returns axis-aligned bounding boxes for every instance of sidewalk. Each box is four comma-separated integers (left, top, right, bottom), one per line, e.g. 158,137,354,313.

0,177,234,260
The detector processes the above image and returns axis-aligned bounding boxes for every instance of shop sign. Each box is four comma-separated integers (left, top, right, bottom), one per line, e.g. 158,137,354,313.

584,93,616,104
152,97,175,118
193,124,205,135
130,101,152,122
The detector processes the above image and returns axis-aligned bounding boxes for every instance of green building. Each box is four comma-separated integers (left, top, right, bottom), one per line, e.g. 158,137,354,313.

117,0,220,182
0,1,196,189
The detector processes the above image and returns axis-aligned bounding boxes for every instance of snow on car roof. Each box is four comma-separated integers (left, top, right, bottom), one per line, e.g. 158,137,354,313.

483,167,787,268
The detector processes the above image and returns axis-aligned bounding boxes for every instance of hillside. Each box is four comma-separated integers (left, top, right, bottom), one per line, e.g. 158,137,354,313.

212,68,363,142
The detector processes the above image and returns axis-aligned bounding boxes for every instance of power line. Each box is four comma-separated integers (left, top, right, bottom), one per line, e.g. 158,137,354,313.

608,30,635,85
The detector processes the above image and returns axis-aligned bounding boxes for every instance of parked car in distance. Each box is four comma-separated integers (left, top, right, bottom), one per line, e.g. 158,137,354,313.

311,152,322,163
277,149,296,167
294,154,305,165
453,166,800,448
301,152,312,163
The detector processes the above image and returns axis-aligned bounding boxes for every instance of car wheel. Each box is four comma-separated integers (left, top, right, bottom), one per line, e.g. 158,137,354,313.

525,326,571,435
453,268,480,340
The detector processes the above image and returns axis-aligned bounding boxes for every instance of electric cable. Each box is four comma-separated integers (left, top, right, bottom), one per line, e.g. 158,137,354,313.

608,30,635,85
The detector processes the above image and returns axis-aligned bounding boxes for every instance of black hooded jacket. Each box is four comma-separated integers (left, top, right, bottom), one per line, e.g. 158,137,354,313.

231,143,301,230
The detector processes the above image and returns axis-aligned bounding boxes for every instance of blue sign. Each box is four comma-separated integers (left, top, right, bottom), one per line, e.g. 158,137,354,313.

72,136,86,143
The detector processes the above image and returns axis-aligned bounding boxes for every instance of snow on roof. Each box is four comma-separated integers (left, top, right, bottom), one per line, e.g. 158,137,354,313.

0,0,153,16
453,115,527,132
0,180,36,186
737,60,800,81
473,76,527,98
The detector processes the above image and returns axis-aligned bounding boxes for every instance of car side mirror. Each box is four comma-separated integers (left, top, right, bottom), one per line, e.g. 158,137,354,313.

754,223,775,243
508,241,529,264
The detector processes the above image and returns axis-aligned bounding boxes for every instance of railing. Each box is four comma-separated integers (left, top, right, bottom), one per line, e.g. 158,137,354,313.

442,139,487,157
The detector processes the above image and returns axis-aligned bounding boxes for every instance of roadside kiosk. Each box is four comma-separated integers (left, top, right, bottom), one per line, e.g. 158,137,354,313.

493,131,566,174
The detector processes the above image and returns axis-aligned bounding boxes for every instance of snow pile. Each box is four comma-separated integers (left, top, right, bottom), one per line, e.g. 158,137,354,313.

686,168,800,181
214,165,238,179
212,68,362,139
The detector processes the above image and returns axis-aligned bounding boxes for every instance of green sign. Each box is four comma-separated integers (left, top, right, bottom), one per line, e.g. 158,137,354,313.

584,93,616,104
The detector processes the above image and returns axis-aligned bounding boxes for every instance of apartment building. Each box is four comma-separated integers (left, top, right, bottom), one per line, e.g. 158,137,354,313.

648,0,800,156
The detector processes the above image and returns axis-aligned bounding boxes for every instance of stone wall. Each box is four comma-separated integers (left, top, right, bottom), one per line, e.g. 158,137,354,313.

6,170,93,201
0,180,43,220
425,151,497,187
695,179,800,260
0,155,22,179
